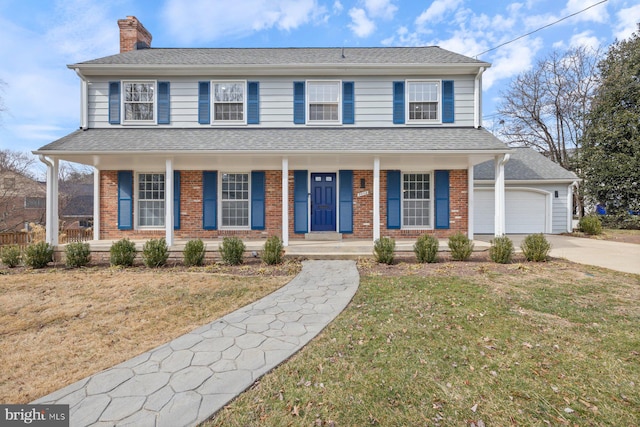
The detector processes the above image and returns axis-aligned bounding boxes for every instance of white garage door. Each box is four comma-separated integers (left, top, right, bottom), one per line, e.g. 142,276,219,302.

474,188,549,234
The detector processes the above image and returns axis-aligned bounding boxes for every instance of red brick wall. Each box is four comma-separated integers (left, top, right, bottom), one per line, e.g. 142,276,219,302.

379,169,468,239
99,169,468,241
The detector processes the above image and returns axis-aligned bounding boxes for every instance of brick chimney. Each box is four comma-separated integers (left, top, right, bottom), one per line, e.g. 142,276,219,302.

117,16,152,53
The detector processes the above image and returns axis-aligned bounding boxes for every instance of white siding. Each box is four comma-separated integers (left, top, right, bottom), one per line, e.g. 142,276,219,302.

87,75,478,128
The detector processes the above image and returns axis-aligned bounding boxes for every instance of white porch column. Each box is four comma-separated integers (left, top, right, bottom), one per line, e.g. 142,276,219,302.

467,163,474,239
165,158,174,246
282,157,289,247
93,167,100,241
373,157,380,241
494,154,510,236
41,157,59,246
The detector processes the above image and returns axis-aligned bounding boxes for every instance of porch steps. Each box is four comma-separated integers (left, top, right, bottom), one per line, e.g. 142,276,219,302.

304,232,343,241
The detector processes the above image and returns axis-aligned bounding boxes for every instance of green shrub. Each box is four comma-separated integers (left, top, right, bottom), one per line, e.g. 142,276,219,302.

1,245,22,268
262,236,284,265
579,215,603,235
24,241,54,269
374,237,396,265
142,238,169,268
110,238,137,267
65,242,91,268
489,236,514,264
183,239,206,267
521,233,551,262
601,213,640,230
219,237,246,265
413,234,439,263
448,232,474,261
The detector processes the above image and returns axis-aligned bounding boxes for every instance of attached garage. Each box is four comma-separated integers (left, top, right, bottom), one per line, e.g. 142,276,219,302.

474,148,579,235
474,188,550,234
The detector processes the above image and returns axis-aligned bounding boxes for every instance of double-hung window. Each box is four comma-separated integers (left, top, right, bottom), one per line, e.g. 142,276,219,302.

408,81,439,122
124,81,155,122
403,172,432,228
308,81,340,123
138,173,165,227
213,81,245,123
221,173,249,228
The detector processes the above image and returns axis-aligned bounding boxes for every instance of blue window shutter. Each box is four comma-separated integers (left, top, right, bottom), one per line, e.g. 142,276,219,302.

158,81,170,124
202,171,217,230
392,81,405,124
435,170,450,229
293,81,305,124
387,170,401,229
442,80,455,123
293,170,308,233
108,82,120,125
247,81,260,124
339,170,353,233
117,171,132,230
251,171,265,230
198,81,210,125
342,82,354,125
173,171,180,230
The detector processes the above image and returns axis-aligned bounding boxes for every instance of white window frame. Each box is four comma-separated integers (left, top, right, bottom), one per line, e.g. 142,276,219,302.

219,172,251,230
401,171,434,229
406,80,442,124
306,80,341,125
122,80,157,125
212,80,247,125
136,172,165,229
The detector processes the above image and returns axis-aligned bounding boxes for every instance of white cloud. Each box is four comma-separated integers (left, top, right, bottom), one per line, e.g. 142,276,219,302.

348,7,376,38
614,4,640,40
363,0,397,19
162,0,325,43
415,0,463,28
333,0,344,14
483,37,543,90
562,0,608,24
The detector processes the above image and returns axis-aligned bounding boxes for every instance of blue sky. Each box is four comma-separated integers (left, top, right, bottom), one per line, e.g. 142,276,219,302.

0,0,638,162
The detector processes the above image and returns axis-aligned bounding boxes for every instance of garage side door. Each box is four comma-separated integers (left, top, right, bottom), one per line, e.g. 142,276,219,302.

474,188,548,234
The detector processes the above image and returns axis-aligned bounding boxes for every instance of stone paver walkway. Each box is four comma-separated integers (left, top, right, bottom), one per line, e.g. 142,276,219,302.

33,260,359,427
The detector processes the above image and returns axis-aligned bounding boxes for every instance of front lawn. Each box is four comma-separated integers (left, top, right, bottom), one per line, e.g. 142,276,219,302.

0,261,299,403
207,259,640,426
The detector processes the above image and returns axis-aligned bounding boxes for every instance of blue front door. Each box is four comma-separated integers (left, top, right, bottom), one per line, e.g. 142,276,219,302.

311,173,336,231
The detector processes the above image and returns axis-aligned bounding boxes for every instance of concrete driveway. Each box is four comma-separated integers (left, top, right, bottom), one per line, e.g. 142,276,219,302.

476,234,640,275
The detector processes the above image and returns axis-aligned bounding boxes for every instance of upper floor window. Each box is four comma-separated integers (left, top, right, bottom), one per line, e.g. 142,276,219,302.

408,81,439,122
308,81,340,123
25,197,45,209
213,81,245,123
124,81,155,122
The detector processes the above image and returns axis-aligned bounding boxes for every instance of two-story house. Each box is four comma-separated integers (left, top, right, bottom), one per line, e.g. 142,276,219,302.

34,16,511,247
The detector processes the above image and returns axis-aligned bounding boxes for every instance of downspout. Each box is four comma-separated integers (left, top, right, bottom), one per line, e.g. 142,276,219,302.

38,155,59,246
474,67,485,129
73,68,88,130
568,180,579,232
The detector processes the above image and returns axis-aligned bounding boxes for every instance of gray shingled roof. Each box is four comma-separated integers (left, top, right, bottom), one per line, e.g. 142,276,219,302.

36,127,507,153
73,47,489,67
474,147,578,181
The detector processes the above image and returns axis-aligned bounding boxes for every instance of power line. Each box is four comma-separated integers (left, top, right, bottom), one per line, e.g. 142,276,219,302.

474,0,608,58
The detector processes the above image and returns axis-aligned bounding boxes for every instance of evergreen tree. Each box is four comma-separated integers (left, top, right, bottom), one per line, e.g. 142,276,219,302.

581,24,640,215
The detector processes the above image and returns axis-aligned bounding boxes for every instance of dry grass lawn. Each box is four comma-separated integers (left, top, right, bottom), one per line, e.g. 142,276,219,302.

0,261,299,404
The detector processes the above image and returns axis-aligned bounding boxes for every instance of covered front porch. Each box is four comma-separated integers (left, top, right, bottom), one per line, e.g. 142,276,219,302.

53,237,492,262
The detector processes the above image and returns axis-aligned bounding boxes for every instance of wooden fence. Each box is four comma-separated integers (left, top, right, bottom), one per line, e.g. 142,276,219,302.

0,229,92,247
